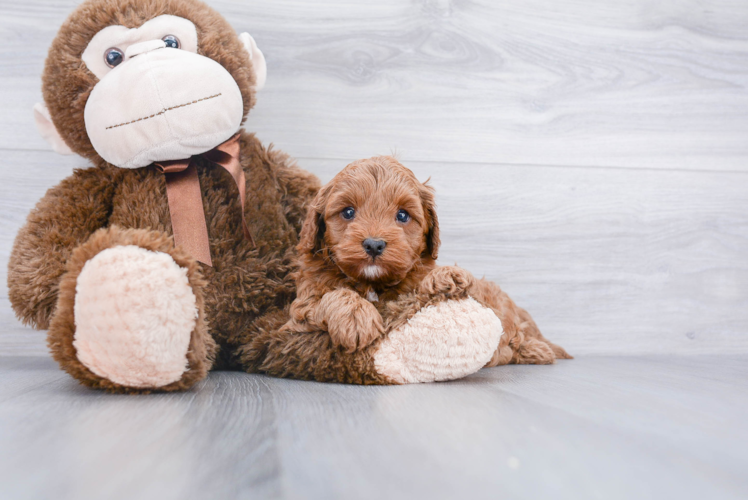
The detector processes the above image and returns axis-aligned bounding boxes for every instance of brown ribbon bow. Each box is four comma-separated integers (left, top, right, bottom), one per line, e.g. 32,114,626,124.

154,133,254,266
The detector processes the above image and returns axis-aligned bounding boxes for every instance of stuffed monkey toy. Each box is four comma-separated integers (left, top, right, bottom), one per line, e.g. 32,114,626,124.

8,0,510,393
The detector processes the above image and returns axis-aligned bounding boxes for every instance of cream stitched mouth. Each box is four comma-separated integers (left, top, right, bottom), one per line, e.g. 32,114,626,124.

105,93,222,130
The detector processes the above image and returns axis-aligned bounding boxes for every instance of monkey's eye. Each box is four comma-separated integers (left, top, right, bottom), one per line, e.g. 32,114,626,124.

104,47,124,68
341,207,355,220
162,35,180,49
396,209,411,223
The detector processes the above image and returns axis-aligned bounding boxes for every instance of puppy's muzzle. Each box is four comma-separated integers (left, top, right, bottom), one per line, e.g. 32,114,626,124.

362,238,386,258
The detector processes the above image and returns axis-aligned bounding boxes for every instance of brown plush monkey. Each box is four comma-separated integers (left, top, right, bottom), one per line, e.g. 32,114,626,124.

8,0,512,393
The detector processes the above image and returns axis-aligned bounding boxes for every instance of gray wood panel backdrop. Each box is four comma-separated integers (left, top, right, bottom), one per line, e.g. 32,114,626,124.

1,0,747,356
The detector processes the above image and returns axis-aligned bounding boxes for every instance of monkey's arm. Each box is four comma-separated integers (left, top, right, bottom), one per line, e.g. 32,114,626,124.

8,166,118,329
238,307,393,385
238,282,497,385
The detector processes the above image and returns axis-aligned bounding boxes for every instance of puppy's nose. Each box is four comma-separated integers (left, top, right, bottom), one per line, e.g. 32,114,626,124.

362,238,386,258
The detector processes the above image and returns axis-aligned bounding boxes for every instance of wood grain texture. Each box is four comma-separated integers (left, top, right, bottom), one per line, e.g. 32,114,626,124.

2,0,748,170
1,355,747,500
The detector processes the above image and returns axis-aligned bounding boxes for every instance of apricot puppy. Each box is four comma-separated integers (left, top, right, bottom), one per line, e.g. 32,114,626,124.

288,156,571,365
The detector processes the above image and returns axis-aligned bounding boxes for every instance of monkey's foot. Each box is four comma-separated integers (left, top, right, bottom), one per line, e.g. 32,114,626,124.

48,226,215,393
73,245,197,387
373,298,502,383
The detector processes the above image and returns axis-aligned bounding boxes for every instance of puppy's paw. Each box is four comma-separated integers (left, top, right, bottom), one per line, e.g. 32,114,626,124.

318,289,384,352
419,266,474,299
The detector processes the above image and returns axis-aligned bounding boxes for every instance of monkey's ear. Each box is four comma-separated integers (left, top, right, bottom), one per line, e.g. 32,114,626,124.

238,33,267,91
32,103,74,155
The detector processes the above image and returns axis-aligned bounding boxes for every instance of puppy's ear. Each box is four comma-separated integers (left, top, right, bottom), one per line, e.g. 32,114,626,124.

420,182,440,260
297,185,331,258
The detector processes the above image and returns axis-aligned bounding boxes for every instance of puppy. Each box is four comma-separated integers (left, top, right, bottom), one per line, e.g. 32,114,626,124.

287,156,571,365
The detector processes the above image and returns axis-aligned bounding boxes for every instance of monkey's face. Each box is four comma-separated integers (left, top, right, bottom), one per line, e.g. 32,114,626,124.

36,0,266,168
82,15,247,168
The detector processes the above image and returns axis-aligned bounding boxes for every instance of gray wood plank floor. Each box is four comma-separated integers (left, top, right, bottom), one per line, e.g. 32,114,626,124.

1,355,746,500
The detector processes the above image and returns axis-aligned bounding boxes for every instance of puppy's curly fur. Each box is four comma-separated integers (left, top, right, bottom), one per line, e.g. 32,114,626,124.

286,156,572,365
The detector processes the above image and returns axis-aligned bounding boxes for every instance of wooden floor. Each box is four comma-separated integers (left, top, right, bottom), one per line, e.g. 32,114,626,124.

1,0,748,498
1,355,746,500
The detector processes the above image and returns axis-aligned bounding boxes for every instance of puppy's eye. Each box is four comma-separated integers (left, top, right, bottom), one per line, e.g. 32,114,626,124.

162,35,180,49
104,47,124,68
396,209,410,223
341,207,356,220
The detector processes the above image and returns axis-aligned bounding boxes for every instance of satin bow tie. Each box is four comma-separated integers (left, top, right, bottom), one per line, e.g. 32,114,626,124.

154,133,254,266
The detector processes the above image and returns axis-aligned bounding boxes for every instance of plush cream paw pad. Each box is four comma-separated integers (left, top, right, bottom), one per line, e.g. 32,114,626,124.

73,245,197,388
374,298,502,384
